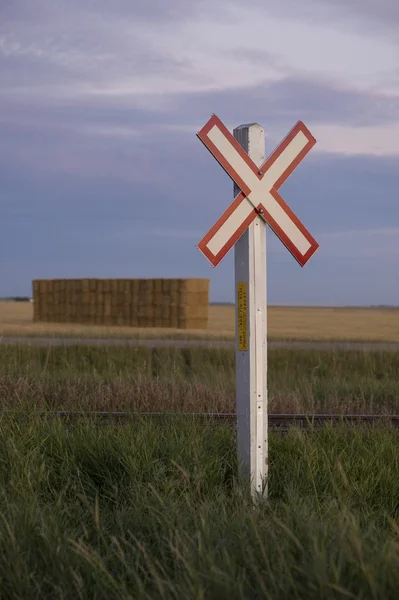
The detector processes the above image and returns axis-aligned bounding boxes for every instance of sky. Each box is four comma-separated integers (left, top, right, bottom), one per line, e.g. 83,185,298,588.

1,0,399,305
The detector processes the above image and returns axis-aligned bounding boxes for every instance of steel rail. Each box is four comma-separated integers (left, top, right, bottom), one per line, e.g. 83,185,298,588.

0,411,398,429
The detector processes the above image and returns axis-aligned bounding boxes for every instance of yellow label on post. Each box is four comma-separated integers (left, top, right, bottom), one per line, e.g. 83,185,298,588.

237,282,248,351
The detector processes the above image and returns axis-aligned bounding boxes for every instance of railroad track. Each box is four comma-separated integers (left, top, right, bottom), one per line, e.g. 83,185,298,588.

1,411,398,430
2,336,399,351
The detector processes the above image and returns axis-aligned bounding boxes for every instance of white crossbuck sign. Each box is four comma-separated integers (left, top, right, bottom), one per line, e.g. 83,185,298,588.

197,115,319,266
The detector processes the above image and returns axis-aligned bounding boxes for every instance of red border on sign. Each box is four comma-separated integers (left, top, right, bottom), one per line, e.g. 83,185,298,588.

259,120,316,190
255,120,318,267
197,114,261,198
258,190,319,267
197,115,318,268
197,192,258,267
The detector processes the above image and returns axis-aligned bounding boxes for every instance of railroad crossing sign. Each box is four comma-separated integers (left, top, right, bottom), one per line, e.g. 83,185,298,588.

197,114,319,267
196,114,319,500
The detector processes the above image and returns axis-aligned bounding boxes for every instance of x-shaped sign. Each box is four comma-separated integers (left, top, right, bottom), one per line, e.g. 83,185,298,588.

197,115,319,267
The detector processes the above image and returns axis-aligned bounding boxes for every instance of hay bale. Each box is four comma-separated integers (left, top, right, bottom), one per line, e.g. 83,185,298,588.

31,277,210,329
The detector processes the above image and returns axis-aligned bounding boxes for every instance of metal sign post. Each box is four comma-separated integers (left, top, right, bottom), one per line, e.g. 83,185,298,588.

196,114,319,499
233,123,267,497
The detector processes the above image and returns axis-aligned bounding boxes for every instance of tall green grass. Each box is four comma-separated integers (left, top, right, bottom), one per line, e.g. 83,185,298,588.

1,344,399,413
0,414,398,598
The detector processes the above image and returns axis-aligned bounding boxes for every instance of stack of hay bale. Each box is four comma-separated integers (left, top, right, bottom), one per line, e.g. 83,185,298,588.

31,278,209,329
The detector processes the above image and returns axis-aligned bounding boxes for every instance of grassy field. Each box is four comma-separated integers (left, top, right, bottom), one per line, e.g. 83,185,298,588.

0,413,398,598
1,342,399,596
2,301,399,341
1,344,399,414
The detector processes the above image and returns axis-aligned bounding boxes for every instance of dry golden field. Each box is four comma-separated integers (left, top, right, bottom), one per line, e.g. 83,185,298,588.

1,301,399,341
